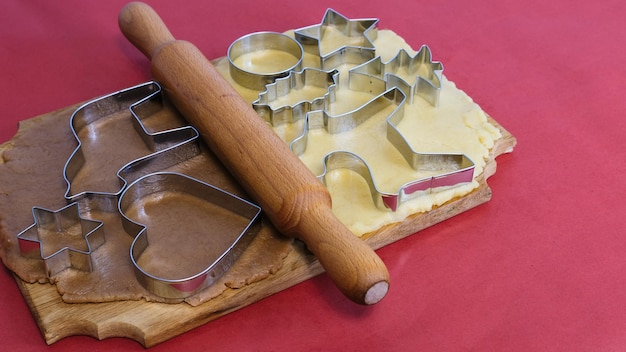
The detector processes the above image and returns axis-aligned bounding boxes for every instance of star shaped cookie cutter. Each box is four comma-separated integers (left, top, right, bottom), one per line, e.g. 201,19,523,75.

349,46,444,106
16,203,105,277
16,82,206,279
294,8,379,70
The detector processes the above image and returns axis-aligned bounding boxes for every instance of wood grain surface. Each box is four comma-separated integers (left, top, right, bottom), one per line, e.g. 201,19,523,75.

1,99,514,346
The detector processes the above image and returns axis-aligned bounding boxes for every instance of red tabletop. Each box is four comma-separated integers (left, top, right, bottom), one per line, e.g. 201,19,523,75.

2,1,626,351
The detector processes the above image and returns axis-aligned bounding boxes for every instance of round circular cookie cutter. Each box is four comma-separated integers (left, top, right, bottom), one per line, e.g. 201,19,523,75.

228,31,304,90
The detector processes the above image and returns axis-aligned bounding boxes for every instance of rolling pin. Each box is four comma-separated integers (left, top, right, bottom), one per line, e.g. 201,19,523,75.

118,2,390,305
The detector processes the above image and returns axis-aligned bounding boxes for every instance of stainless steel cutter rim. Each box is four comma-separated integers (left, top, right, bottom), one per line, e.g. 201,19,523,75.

16,202,105,277
63,81,201,203
228,31,304,91
239,11,473,212
287,83,475,212
349,46,444,106
241,39,475,212
118,172,262,300
19,81,209,287
252,67,339,128
294,8,379,70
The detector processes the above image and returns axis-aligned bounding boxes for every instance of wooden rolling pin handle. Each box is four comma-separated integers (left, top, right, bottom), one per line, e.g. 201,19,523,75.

119,1,389,304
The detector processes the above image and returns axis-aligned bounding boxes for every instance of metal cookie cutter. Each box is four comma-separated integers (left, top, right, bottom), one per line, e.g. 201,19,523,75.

228,31,304,91
252,67,339,129
119,172,262,300
311,87,474,212
245,53,474,211
349,46,444,106
17,81,202,282
63,81,200,203
16,203,105,277
294,8,378,70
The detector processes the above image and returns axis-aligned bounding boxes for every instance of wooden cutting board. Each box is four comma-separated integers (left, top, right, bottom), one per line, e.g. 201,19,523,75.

0,68,516,346
3,112,514,347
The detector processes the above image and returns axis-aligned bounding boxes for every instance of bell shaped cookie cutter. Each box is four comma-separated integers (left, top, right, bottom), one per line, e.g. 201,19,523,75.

119,172,262,300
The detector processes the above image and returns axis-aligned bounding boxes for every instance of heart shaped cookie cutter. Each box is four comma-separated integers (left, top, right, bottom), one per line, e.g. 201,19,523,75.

119,172,262,300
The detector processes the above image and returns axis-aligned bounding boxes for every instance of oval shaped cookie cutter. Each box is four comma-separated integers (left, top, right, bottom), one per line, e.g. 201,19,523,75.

119,172,262,300
228,31,304,91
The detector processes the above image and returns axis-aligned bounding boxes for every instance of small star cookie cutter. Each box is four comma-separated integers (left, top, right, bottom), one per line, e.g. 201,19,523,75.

119,172,262,300
16,203,105,277
294,8,379,70
17,81,189,280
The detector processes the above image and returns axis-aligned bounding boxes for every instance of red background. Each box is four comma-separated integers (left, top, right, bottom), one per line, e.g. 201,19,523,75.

2,0,625,351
